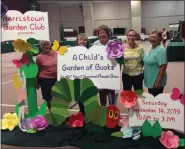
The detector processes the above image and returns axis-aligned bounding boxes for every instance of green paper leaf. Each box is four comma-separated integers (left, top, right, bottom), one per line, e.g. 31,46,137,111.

30,44,39,54
51,78,73,102
111,131,123,138
26,38,38,44
141,120,162,139
179,139,185,147
135,89,144,95
142,120,152,137
116,57,124,64
152,121,162,139
27,129,37,133
36,101,47,116
15,101,19,116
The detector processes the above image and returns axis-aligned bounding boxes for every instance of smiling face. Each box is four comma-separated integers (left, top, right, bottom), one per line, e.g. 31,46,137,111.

42,41,51,52
99,29,109,45
150,32,162,48
77,36,88,47
127,30,136,45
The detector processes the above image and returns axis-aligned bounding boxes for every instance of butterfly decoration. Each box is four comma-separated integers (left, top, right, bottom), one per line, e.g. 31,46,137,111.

170,87,184,105
52,40,68,56
12,54,30,69
1,2,8,17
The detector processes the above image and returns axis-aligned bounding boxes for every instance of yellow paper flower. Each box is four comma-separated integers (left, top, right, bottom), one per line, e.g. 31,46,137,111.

1,113,19,131
12,39,31,53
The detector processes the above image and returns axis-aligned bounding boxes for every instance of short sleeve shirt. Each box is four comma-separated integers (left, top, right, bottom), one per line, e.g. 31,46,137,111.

36,51,57,79
123,45,145,76
143,45,167,88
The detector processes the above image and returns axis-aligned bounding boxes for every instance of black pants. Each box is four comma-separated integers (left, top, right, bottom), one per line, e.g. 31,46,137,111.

122,73,143,91
99,89,115,106
148,87,164,97
78,102,85,115
38,78,57,101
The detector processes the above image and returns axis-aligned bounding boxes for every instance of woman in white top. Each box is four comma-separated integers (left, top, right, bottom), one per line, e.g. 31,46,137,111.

93,25,115,106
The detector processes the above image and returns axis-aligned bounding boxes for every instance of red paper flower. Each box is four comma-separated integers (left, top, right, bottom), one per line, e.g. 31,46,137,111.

119,91,138,108
159,131,179,149
66,112,85,128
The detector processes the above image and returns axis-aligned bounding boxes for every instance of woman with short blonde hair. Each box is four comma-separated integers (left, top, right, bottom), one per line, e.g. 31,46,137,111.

36,40,57,109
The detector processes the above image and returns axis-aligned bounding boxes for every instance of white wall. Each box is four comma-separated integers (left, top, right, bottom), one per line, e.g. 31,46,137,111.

39,1,184,38
61,5,84,31
40,2,84,40
141,1,184,33
93,1,131,31
40,2,62,41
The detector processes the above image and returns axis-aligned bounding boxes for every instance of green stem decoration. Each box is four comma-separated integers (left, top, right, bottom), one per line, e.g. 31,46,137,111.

26,78,38,116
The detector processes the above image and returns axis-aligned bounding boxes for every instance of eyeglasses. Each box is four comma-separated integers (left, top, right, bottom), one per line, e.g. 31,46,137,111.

127,35,136,37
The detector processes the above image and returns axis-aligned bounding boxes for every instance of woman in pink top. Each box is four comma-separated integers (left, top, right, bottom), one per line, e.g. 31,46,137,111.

36,40,57,109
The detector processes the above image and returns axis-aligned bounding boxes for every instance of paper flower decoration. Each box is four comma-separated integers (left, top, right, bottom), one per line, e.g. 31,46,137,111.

20,118,33,132
119,91,138,108
1,2,8,17
31,115,49,131
66,112,85,128
1,113,19,131
121,127,141,140
12,39,31,53
159,131,179,149
106,40,123,59
119,116,129,128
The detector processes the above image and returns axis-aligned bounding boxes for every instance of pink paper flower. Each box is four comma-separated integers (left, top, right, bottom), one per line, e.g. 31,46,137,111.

31,115,49,131
119,91,138,108
159,131,179,149
119,116,129,128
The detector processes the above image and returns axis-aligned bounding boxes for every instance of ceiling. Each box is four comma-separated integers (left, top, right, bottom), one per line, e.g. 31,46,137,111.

38,0,82,5
38,0,117,5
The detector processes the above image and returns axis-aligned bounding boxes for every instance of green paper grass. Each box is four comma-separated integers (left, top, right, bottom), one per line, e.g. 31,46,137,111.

15,101,19,116
111,131,123,138
179,139,185,147
27,129,37,133
141,120,162,139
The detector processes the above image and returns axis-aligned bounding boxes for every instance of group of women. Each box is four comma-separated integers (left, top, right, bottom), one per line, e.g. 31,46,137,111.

36,25,167,113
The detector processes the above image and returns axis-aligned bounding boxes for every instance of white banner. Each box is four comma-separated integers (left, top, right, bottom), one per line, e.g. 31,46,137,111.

1,10,49,41
57,45,121,90
129,93,184,133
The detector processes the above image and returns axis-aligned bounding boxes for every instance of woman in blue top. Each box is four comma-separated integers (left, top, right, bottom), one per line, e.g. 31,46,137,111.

143,30,167,97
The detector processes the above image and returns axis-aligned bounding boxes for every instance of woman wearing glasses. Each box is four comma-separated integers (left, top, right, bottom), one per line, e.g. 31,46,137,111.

122,29,145,91
143,30,167,96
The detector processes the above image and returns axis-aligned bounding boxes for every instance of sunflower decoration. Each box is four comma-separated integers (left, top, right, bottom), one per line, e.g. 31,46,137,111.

12,39,31,53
